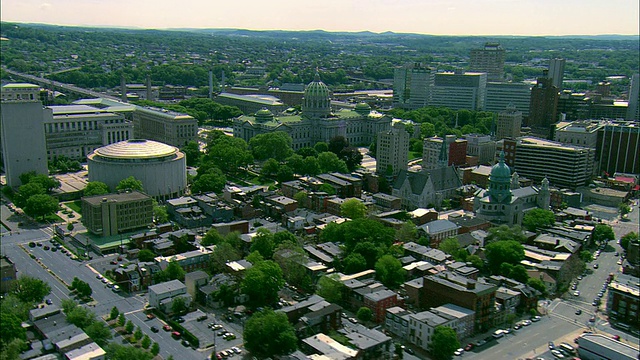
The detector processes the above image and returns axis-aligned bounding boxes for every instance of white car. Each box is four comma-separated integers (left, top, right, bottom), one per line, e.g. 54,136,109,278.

573,291,580,296
551,349,565,358
454,348,464,356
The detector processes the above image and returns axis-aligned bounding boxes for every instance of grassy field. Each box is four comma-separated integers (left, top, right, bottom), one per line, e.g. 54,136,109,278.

64,200,83,214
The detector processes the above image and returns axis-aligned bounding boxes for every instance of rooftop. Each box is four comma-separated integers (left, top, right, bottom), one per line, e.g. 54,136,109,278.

93,139,179,159
82,190,150,206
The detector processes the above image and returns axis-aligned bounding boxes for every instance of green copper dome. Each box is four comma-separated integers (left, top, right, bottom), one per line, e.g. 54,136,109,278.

354,102,371,115
490,151,511,180
487,151,512,203
255,107,274,123
303,72,331,118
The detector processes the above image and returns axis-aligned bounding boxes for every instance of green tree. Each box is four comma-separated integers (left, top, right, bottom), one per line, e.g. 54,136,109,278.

249,131,294,161
485,240,525,274
117,313,126,327
241,260,284,307
396,221,417,243
204,132,253,174
276,165,295,183
340,147,363,172
67,222,74,231
527,277,547,296
250,228,276,259
509,265,530,284
522,209,556,232
110,306,120,321
66,305,96,329
74,279,93,298
375,255,406,288
153,203,169,224
593,224,615,243
430,326,460,360
438,237,461,256
116,176,144,192
151,342,160,356
619,203,631,216
340,198,367,219
261,158,280,178
620,232,638,251
318,183,336,195
181,140,202,167
314,142,329,154
28,174,61,192
0,338,26,360
579,250,594,263
467,255,484,269
316,274,344,303
137,249,156,262
125,320,134,334
105,343,153,360
15,182,45,207
243,310,297,358
302,156,321,176
141,335,151,349
201,228,225,246
134,326,143,341
357,307,373,322
342,253,368,274
0,312,27,345
317,151,348,173
10,275,51,303
85,321,112,347
84,181,110,196
328,136,349,155
486,225,527,244
191,167,226,193
24,194,59,220
171,296,188,314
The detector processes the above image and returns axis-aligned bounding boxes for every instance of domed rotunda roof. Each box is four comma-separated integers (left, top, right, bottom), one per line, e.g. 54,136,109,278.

94,139,179,160
490,151,511,180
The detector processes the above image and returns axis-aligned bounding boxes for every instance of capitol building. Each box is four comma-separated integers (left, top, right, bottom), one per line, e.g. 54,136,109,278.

233,73,392,149
87,139,187,199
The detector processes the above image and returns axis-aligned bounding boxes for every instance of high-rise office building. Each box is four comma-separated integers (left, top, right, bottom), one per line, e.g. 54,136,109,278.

485,82,532,116
496,104,522,140
554,120,604,149
376,124,410,176
469,43,505,82
430,71,487,111
627,74,640,121
393,63,435,110
528,75,559,130
548,59,566,90
596,121,640,176
465,134,496,165
0,83,50,187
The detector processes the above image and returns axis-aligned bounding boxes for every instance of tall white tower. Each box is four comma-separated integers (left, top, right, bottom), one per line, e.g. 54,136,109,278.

627,73,640,121
548,58,565,90
0,83,50,187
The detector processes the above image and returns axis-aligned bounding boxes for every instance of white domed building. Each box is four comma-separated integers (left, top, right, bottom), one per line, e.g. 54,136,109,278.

87,139,186,198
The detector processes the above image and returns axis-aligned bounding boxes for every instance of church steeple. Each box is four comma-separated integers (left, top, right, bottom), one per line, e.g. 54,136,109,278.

438,138,449,168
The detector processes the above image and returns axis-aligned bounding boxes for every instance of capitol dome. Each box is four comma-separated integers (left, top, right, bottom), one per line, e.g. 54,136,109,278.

302,72,331,118
355,102,372,116
255,108,275,123
87,139,186,198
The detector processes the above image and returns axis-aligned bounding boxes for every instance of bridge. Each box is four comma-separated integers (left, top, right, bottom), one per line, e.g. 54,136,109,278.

2,67,121,102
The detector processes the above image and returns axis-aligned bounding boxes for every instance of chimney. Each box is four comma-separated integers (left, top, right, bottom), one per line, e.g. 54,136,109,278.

466,280,476,290
120,73,127,102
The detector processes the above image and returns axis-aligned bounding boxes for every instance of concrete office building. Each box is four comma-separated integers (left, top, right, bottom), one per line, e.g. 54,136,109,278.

627,73,640,121
529,76,559,130
606,273,639,330
596,121,640,175
215,92,286,115
0,256,17,293
547,58,566,90
465,134,496,165
393,63,435,110
513,137,595,188
87,139,187,198
0,83,49,187
81,191,153,237
376,125,410,176
496,104,522,140
235,74,391,150
554,119,604,149
485,82,532,116
469,43,505,81
45,105,133,161
431,71,487,111
132,107,197,147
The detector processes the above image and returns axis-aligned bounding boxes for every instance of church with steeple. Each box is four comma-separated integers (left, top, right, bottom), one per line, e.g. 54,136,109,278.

233,72,391,150
392,138,462,209
473,151,550,226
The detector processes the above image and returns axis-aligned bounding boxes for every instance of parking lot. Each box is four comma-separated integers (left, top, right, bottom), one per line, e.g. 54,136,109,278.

177,309,245,354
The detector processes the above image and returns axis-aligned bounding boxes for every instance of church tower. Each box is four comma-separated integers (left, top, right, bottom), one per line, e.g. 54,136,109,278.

537,177,551,210
487,151,512,204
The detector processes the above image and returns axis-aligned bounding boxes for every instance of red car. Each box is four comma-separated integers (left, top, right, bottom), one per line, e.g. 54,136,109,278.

612,335,620,340
163,324,172,331
464,343,474,351
110,260,118,265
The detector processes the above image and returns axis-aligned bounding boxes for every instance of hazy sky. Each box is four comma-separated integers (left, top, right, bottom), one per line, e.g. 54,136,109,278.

2,0,639,36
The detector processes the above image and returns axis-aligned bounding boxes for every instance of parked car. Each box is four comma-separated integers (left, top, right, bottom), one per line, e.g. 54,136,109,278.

181,339,190,347
464,343,474,351
146,313,156,320
163,324,172,331
531,315,541,322
575,309,582,315
171,331,181,339
551,349,565,358
45,299,53,305
150,326,159,333
454,348,464,356
593,263,599,269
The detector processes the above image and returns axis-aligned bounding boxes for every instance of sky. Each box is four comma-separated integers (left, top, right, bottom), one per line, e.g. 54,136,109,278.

1,0,639,36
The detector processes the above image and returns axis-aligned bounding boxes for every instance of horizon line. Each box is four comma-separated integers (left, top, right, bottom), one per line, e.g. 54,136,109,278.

2,20,639,38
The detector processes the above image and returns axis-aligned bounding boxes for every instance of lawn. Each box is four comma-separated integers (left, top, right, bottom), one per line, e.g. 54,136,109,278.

65,200,83,214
